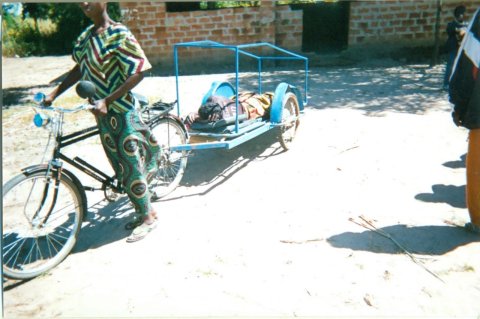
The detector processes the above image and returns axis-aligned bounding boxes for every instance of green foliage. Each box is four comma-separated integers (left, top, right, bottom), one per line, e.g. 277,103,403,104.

49,4,92,55
277,0,324,4
167,1,259,12
22,3,53,22
3,3,122,57
200,1,260,9
2,8,19,29
2,16,54,56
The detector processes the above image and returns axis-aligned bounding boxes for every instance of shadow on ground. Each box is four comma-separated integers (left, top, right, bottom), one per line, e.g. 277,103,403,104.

166,129,285,200
443,153,467,169
5,60,449,117
73,196,134,253
222,62,448,117
69,130,286,253
328,224,480,255
415,184,466,209
415,153,467,208
2,196,135,289
2,85,49,107
2,75,65,107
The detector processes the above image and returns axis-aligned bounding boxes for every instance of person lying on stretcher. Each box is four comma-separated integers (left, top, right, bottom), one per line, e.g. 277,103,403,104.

184,91,273,127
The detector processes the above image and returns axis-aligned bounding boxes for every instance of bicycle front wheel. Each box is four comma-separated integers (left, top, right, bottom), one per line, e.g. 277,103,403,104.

149,117,188,199
2,168,85,280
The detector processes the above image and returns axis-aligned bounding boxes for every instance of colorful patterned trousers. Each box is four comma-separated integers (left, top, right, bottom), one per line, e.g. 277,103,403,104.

97,109,160,218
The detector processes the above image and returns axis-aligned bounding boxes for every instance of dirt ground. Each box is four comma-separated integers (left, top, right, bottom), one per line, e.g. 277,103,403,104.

2,55,480,318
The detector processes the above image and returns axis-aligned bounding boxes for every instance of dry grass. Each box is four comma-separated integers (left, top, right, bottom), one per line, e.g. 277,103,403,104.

2,91,100,181
2,88,161,182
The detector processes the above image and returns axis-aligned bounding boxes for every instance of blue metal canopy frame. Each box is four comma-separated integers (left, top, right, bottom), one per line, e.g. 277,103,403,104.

171,40,308,151
173,40,309,112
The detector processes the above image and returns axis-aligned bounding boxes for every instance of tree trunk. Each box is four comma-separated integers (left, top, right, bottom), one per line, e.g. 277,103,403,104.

34,17,39,33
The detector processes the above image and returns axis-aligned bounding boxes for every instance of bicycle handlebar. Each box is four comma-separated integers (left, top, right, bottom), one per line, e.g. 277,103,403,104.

32,92,95,128
33,91,95,114
34,103,95,114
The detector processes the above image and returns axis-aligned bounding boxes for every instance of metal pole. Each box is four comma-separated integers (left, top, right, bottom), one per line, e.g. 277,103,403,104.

235,47,239,133
431,0,443,66
258,59,262,94
174,45,180,116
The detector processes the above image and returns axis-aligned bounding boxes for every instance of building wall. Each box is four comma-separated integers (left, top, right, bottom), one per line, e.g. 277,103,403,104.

120,2,302,67
120,1,480,67
348,0,480,47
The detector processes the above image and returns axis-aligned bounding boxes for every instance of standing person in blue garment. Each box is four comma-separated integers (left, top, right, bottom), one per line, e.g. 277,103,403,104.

444,5,469,90
449,7,480,234
44,2,160,242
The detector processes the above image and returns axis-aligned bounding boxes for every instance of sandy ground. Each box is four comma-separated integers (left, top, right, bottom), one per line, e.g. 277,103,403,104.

2,55,480,318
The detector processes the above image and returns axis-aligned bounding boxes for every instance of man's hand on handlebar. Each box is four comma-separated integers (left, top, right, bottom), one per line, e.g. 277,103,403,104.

43,93,55,106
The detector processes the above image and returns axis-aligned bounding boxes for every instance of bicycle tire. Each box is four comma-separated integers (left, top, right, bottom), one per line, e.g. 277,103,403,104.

149,117,188,199
278,92,300,151
2,168,85,280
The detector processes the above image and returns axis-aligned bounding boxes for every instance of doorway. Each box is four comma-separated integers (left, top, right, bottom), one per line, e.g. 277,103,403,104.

292,1,350,54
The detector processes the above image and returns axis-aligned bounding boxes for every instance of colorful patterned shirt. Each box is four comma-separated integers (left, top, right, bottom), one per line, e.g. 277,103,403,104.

73,23,152,113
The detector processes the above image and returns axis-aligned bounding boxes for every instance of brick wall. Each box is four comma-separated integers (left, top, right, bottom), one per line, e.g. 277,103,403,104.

348,0,480,47
120,1,479,67
275,5,303,50
120,2,302,68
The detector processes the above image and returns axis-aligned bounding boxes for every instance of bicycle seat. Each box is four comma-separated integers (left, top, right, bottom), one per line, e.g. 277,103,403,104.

133,93,149,108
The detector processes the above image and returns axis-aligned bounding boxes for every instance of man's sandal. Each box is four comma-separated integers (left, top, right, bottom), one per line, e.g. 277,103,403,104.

465,222,480,234
126,219,158,243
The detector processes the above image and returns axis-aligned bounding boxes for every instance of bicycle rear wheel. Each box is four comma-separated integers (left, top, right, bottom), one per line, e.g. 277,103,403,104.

149,117,188,199
2,168,85,280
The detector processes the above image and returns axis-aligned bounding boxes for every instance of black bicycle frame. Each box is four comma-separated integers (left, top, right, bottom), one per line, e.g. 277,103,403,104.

32,124,113,227
29,102,177,228
53,124,119,192
39,102,176,206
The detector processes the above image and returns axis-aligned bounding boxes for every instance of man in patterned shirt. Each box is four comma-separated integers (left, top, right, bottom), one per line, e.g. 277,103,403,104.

45,2,159,242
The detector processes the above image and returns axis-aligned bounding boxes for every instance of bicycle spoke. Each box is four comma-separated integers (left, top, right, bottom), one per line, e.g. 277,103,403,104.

45,234,55,260
3,169,84,279
26,237,43,268
50,233,69,250
34,237,45,262
168,163,180,178
10,238,30,270
43,207,77,226
3,235,25,252
157,169,169,183
157,170,173,185
45,234,61,257
3,238,26,258
49,231,71,242
43,201,77,220
26,238,39,267
159,159,180,180
47,237,66,261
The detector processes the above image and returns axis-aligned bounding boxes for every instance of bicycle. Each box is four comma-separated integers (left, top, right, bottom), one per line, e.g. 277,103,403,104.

2,81,189,280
